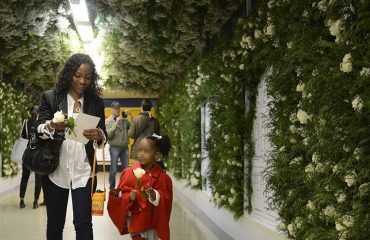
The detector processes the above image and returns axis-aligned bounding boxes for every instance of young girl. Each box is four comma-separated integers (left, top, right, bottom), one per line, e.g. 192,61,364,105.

108,134,173,240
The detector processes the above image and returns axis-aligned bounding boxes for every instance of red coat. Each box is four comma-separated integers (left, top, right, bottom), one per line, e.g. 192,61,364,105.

108,162,173,240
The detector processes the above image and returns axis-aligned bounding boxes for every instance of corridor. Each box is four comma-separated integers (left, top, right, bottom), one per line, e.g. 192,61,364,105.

0,173,221,240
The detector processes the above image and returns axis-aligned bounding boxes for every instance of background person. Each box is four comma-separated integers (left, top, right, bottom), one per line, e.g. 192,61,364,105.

19,105,43,209
128,99,160,163
105,101,131,189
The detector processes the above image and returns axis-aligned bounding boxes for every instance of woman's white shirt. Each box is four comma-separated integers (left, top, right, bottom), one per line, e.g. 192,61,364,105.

48,94,91,190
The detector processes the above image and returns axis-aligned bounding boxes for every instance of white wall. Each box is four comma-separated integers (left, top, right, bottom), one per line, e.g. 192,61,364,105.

249,77,280,229
172,74,285,239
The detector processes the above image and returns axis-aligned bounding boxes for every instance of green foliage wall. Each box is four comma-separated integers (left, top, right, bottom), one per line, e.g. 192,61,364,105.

0,81,34,176
159,1,370,239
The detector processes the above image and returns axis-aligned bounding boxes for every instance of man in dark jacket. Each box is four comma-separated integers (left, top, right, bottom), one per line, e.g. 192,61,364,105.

128,99,160,160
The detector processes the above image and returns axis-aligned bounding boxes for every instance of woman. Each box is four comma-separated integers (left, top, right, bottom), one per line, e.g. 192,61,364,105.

36,53,107,240
19,105,42,209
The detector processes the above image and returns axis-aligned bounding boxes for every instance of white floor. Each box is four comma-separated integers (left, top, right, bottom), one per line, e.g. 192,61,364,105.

0,172,219,240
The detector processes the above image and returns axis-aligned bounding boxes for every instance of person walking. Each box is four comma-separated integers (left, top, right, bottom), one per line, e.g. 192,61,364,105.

128,99,160,162
19,105,43,209
105,101,131,189
36,53,107,240
108,134,173,240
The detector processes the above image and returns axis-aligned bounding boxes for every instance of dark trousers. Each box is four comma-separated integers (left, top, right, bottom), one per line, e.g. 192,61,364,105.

42,175,94,240
20,164,41,200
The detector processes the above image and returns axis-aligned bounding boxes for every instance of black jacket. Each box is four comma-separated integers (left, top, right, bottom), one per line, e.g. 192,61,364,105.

37,89,107,169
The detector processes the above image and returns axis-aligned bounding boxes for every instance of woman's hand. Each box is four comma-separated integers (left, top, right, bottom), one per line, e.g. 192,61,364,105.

48,120,68,131
83,128,103,141
130,190,137,201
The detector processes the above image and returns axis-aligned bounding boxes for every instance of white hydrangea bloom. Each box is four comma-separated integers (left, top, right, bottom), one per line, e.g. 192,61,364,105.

351,95,364,112
340,53,353,73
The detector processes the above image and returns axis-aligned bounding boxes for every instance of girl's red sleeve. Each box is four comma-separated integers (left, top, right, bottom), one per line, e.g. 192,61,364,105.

154,173,173,240
107,169,133,235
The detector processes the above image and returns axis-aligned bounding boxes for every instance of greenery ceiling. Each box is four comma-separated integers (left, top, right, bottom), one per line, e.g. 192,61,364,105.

91,0,243,94
0,0,243,95
0,0,78,94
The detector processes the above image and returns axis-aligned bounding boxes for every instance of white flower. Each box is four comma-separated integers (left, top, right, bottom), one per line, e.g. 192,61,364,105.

343,145,351,152
327,19,342,38
287,223,296,237
336,193,347,203
133,168,145,179
228,197,235,205
239,64,245,70
341,215,354,227
360,67,370,76
333,164,340,174
52,110,65,123
340,53,353,73
290,157,301,165
323,205,336,217
230,188,236,194
344,171,356,187
305,163,315,173
306,200,316,210
265,24,275,36
351,95,364,112
254,29,263,39
336,222,346,231
287,42,293,49
318,0,327,11
312,152,320,163
56,16,70,33
295,67,302,76
297,110,310,124
296,82,305,92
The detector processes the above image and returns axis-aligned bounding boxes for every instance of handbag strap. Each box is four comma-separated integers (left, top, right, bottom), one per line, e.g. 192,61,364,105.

21,119,28,138
91,144,106,196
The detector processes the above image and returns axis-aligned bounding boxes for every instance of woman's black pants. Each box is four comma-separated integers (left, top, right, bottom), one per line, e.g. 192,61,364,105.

42,175,94,240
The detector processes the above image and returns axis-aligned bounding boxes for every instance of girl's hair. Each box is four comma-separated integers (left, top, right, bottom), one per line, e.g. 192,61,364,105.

56,53,102,99
146,134,171,158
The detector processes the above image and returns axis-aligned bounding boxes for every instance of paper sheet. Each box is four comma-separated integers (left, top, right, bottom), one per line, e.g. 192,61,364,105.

65,113,100,144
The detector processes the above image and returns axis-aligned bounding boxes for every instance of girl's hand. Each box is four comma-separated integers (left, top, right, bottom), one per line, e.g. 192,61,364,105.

145,188,156,201
130,190,137,201
109,189,121,197
83,128,103,141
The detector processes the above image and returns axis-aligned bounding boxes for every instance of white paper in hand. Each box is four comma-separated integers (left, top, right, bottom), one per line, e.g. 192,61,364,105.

65,113,100,144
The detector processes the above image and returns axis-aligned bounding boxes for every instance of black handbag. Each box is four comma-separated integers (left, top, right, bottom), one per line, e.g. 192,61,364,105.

22,90,64,175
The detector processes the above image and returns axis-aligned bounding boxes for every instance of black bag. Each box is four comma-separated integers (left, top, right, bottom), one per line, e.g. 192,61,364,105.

22,90,64,175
